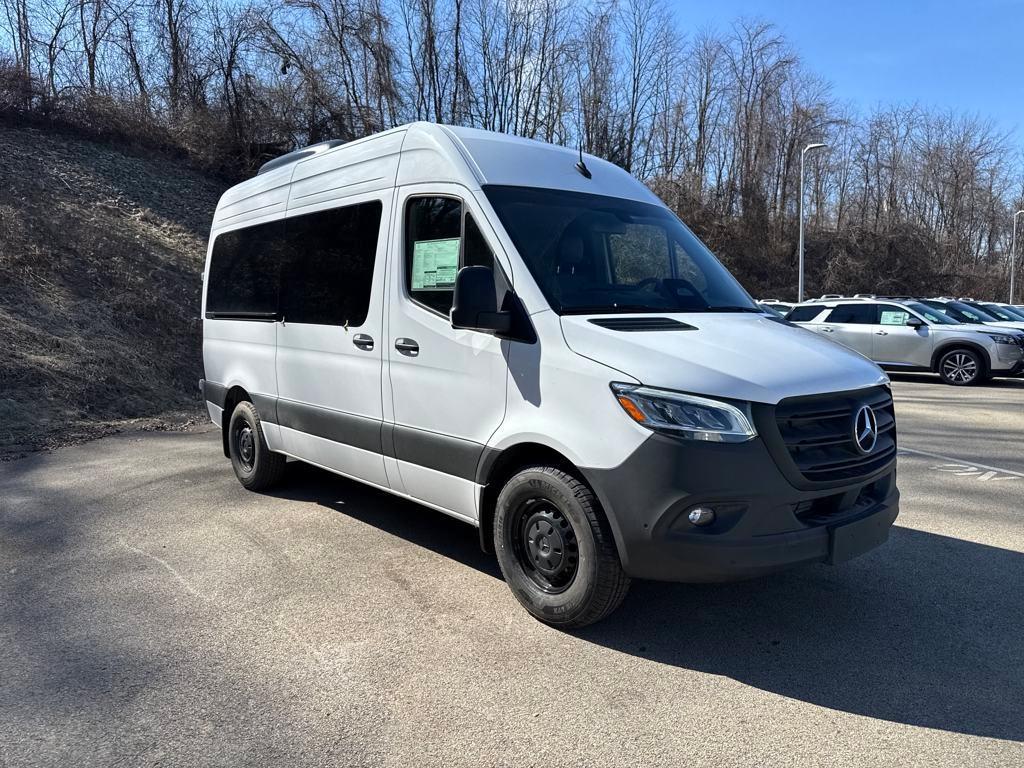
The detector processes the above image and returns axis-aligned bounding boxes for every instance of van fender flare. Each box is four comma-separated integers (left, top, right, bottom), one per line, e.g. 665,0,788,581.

473,437,629,565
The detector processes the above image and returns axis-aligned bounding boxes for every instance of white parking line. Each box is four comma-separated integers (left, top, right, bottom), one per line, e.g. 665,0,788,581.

898,447,1024,479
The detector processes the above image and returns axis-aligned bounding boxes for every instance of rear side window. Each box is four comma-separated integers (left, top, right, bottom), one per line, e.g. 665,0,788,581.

787,306,824,322
825,304,877,324
281,201,382,327
207,220,286,317
206,200,382,325
405,197,498,315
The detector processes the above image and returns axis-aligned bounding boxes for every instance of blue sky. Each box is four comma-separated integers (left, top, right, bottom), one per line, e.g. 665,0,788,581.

674,0,1024,135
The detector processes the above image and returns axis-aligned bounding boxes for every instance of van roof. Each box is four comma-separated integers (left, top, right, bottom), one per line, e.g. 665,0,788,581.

211,122,662,233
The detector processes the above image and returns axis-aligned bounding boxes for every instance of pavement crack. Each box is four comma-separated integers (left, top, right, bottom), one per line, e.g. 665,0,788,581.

118,538,209,600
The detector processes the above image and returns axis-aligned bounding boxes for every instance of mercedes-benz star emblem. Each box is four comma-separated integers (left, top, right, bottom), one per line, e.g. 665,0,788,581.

852,404,878,454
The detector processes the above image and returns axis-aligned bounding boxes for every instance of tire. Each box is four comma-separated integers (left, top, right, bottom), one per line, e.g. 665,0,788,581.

493,465,630,629
227,401,287,491
937,347,984,386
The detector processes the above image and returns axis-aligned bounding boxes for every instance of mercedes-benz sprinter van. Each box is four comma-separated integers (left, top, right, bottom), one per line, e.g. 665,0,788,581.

201,123,900,628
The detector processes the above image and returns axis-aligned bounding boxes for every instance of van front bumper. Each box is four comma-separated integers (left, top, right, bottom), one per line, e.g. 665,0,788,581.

581,433,899,583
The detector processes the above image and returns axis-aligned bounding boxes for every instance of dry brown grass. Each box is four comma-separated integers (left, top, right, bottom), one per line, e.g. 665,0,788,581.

0,120,228,457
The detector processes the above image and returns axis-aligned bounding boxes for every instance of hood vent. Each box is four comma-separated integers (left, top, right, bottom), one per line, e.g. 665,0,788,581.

588,317,695,332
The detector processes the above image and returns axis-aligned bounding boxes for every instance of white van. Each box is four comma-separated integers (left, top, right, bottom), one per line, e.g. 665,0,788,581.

201,123,899,628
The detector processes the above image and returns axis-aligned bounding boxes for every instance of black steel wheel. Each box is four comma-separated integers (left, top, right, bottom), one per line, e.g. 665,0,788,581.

493,465,630,628
511,498,580,594
231,419,256,473
227,401,287,491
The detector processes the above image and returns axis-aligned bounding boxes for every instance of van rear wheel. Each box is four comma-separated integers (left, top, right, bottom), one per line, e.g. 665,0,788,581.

493,466,630,629
228,401,287,491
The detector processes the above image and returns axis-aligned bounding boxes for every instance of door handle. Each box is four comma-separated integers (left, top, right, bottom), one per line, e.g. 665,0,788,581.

875,331,888,336
353,333,374,350
395,338,420,356
821,327,834,333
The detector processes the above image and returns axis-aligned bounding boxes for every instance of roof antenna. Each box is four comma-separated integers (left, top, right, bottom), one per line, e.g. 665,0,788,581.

575,145,592,179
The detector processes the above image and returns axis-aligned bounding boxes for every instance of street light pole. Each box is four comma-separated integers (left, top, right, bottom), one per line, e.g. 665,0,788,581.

1011,210,1024,305
798,142,828,303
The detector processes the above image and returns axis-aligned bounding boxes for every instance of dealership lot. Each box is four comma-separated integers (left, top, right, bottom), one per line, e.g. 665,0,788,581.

1,376,1022,767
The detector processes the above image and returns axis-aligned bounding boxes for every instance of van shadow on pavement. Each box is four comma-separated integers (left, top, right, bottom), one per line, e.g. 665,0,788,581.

271,463,1023,743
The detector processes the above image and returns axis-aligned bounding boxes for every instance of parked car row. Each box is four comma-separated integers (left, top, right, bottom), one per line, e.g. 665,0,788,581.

760,295,1024,386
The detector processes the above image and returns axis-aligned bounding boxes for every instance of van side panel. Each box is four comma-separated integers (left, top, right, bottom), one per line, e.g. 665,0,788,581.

202,318,280,441
287,131,404,214
486,310,647,472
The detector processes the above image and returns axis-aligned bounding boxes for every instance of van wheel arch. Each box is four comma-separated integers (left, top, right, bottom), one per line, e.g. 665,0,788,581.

477,443,620,559
221,386,252,458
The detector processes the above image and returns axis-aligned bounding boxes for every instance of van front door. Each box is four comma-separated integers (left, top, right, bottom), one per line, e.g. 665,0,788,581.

275,195,391,488
384,188,510,520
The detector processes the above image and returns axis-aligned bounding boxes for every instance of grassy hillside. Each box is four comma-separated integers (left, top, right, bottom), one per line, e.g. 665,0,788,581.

0,121,227,457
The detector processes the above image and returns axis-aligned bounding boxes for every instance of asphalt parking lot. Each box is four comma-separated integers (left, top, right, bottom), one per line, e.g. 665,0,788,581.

2,374,1022,767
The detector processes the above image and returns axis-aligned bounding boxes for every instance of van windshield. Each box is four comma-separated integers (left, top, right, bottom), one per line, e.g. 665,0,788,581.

483,186,757,315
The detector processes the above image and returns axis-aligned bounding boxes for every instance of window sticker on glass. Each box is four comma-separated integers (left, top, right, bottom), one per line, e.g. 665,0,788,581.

880,310,909,325
411,237,460,290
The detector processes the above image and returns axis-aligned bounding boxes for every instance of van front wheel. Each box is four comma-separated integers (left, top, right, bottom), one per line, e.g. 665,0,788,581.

228,401,287,491
493,466,630,629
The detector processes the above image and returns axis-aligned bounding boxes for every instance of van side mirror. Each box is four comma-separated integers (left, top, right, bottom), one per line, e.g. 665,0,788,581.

906,316,925,328
451,266,512,334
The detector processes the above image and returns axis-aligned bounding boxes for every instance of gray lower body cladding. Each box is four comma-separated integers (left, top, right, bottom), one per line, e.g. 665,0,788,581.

581,433,899,582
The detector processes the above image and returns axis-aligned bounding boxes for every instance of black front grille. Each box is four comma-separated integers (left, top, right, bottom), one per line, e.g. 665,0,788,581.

775,386,896,484
792,478,889,526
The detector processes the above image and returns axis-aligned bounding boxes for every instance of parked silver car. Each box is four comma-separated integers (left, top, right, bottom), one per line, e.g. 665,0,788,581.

786,298,1024,385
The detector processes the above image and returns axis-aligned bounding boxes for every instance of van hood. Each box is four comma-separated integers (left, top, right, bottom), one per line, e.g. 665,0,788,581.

560,314,888,405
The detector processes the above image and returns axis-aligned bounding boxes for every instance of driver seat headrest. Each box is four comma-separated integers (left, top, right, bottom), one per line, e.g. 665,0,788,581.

557,234,586,275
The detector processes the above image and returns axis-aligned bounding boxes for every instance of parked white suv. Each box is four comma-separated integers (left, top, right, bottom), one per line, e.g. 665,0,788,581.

201,123,901,627
787,298,1024,385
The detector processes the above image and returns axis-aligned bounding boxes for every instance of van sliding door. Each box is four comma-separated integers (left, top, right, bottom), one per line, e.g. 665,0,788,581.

274,192,392,488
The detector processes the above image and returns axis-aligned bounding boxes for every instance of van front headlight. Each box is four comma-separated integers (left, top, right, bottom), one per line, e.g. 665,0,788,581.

610,383,757,443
